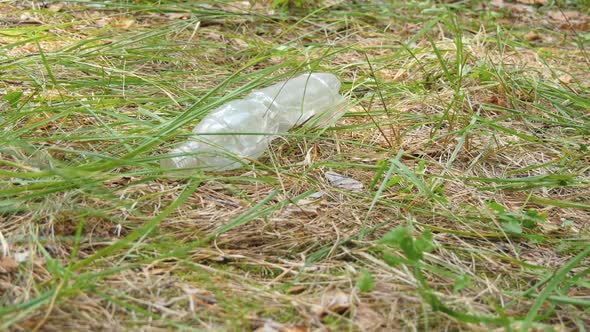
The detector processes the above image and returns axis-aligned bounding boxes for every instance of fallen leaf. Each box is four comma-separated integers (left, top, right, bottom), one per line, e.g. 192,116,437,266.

166,13,191,20
232,37,249,49
354,306,384,331
524,31,542,42
508,3,534,14
47,2,65,12
548,10,580,21
115,19,135,29
481,95,508,108
281,326,307,332
325,171,364,192
286,285,307,294
572,21,590,31
0,256,19,274
490,0,505,8
515,0,547,5
313,287,351,317
558,74,573,84
285,205,319,218
376,69,407,82
95,18,111,27
537,219,560,233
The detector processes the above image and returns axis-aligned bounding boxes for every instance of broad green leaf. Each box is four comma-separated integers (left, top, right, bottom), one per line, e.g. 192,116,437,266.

380,226,410,246
502,220,522,234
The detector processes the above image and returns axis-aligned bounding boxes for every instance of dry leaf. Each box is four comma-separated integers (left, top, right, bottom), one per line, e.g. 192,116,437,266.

166,13,191,20
285,205,319,218
515,0,547,5
572,21,590,31
548,10,580,21
115,19,135,29
524,31,541,42
376,69,407,82
286,285,306,294
325,171,364,192
558,74,573,84
313,287,351,317
0,256,19,274
281,326,308,332
95,18,111,27
509,3,534,14
538,221,559,233
481,95,508,108
490,0,505,8
354,306,384,331
47,2,65,12
232,37,249,49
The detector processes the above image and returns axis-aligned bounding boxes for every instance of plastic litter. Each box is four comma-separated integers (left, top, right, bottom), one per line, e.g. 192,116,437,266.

325,171,364,192
161,73,346,171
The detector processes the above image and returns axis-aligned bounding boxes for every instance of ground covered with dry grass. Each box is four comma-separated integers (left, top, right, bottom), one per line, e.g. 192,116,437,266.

1,0,589,331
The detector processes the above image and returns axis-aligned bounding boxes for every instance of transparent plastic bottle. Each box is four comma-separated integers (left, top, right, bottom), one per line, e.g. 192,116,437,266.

161,73,346,171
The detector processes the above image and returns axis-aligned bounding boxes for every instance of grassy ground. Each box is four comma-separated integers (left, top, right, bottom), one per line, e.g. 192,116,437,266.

1,0,589,331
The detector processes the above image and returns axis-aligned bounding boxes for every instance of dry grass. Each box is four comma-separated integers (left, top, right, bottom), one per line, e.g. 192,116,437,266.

1,0,589,331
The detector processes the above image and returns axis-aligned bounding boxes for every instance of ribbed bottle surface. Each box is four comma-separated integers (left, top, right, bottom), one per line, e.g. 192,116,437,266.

161,73,346,171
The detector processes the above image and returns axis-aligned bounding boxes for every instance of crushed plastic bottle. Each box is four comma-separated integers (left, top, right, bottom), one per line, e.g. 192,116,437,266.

161,73,347,171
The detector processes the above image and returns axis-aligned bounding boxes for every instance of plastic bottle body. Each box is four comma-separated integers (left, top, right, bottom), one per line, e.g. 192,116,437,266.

248,73,344,132
161,73,345,171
